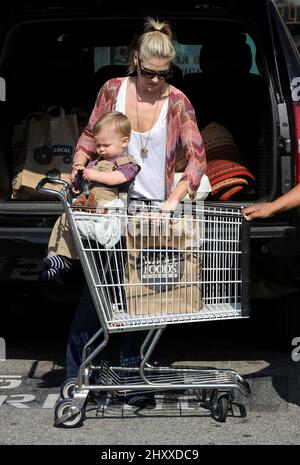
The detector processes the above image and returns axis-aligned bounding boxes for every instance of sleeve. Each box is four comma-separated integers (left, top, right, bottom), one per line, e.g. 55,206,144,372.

116,163,140,182
176,94,207,198
75,80,116,161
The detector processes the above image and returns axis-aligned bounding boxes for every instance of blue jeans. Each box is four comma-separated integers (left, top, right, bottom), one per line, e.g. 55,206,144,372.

66,285,149,380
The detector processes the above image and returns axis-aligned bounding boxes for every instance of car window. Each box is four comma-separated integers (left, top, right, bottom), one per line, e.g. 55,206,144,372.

94,45,129,70
173,42,201,74
246,35,260,75
93,33,260,76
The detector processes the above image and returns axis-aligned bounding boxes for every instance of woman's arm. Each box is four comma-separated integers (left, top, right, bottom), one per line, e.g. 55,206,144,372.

70,151,91,185
70,94,103,185
70,79,122,186
165,92,206,209
165,181,189,210
242,183,300,220
176,94,206,197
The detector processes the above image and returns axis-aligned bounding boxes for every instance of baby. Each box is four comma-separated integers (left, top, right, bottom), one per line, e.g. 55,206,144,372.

41,111,140,280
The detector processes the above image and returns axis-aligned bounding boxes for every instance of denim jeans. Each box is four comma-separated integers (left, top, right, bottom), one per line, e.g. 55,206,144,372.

66,284,148,379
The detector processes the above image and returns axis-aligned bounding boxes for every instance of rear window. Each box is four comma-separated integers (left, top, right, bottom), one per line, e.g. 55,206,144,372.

93,33,260,76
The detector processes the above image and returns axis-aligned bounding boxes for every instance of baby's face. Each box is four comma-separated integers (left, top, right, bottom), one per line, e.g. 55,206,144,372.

94,127,128,159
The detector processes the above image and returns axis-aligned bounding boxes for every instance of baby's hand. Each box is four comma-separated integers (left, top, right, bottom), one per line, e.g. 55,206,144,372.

82,168,98,183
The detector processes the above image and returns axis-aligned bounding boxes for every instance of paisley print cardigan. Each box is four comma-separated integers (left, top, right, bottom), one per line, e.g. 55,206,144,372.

75,78,207,199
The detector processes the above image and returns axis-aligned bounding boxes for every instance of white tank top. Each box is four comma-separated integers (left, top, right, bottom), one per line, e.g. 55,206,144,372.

115,77,168,200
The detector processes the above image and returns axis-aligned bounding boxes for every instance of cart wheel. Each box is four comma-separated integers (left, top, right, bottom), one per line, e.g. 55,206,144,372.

60,378,78,399
211,395,229,423
54,399,85,428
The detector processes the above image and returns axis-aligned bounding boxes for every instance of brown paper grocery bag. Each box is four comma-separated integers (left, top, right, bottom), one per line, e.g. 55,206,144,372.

124,214,203,318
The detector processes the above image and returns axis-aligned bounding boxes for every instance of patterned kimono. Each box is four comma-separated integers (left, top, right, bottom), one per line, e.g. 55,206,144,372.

76,78,206,199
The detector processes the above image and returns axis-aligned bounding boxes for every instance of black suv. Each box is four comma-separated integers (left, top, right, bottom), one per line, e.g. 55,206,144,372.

1,0,300,341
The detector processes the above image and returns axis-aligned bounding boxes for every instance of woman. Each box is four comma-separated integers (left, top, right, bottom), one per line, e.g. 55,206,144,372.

66,17,206,409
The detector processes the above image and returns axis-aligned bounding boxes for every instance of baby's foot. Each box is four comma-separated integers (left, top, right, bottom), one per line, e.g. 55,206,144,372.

40,255,73,281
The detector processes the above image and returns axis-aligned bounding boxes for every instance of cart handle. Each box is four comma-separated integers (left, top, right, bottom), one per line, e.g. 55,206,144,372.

36,177,73,206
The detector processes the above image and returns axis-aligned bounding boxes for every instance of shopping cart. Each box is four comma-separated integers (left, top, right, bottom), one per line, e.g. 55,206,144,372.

37,178,251,427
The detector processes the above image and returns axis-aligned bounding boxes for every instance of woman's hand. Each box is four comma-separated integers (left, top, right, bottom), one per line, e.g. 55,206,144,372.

164,180,189,212
70,151,90,186
160,199,179,212
70,164,85,186
242,202,275,221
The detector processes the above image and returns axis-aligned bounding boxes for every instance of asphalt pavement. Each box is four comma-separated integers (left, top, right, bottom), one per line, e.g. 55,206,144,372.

1,308,300,446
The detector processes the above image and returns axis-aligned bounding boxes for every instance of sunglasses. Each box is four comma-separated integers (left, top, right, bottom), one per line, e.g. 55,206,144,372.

138,57,173,80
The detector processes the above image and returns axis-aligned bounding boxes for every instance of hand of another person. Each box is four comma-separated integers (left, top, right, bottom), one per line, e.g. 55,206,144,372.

242,202,275,221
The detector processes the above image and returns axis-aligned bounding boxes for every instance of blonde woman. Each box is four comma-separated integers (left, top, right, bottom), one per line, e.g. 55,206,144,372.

72,17,206,207
67,17,207,409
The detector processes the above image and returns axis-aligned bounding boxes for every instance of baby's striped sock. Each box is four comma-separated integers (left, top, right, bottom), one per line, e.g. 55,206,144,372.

41,255,72,281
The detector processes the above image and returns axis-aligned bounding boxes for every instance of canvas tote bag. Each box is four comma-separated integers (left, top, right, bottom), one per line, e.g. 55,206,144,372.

11,106,79,199
124,214,203,318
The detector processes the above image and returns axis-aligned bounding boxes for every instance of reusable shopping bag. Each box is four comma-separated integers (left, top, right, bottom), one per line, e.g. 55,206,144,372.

11,106,79,199
124,214,203,317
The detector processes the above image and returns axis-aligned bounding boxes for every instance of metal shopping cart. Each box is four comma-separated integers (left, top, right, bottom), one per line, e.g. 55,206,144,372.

37,178,251,427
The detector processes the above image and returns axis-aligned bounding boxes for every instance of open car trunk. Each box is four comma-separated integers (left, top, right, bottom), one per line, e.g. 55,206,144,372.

0,1,287,228
1,1,300,345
